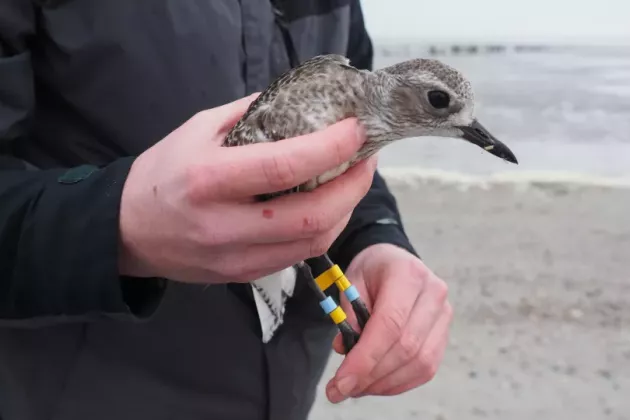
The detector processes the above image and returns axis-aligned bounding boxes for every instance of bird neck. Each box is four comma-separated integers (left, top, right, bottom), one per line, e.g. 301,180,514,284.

355,72,412,150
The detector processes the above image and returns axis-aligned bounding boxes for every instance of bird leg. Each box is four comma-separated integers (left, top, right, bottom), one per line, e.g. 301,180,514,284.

297,254,372,353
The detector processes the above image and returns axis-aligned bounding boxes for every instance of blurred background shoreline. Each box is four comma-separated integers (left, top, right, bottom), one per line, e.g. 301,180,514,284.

372,41,630,180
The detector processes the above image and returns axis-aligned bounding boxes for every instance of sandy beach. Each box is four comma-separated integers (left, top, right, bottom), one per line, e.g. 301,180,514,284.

309,171,630,420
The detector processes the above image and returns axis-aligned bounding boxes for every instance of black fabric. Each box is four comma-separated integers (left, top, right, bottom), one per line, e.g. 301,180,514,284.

272,0,352,22
0,1,418,419
0,157,166,324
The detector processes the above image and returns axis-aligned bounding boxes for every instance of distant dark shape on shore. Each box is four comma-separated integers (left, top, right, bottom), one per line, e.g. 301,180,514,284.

515,45,548,53
486,45,507,54
375,43,552,59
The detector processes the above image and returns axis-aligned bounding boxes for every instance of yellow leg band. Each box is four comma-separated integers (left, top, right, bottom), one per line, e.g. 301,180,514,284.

334,275,351,292
329,306,347,324
315,264,344,291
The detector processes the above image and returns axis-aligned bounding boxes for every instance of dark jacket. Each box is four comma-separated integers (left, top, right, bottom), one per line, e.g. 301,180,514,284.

0,1,416,419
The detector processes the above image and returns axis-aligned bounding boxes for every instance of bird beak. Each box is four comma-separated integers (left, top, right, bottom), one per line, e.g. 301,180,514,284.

457,120,518,164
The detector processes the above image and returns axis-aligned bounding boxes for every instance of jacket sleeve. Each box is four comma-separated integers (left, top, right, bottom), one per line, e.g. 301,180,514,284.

328,0,419,270
0,1,165,327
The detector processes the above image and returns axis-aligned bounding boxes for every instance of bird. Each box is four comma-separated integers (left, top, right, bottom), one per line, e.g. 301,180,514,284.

223,54,518,351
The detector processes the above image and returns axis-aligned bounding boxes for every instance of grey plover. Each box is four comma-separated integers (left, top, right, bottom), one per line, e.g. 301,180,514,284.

224,54,517,351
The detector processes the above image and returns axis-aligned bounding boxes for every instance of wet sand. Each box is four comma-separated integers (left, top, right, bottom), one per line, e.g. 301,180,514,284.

309,172,630,420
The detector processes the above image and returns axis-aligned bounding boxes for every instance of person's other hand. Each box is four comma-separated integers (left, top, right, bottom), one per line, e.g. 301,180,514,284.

326,244,453,402
118,93,377,284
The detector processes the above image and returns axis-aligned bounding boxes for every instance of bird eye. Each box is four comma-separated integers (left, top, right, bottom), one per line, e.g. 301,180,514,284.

428,90,450,109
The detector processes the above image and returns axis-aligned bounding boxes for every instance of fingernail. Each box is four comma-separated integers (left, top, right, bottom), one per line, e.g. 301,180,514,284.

327,385,343,403
337,375,359,397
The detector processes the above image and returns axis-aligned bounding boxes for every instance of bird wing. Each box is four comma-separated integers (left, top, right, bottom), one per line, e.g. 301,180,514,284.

223,54,362,147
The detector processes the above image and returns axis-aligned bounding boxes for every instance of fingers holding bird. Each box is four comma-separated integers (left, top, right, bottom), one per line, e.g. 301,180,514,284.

325,244,453,403
359,300,453,397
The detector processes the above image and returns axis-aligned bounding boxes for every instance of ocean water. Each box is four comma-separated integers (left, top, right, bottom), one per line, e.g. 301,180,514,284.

372,44,630,181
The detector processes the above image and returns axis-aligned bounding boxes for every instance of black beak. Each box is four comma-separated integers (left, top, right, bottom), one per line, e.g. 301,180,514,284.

457,120,518,164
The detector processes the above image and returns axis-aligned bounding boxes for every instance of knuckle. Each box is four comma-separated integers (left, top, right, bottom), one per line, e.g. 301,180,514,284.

406,259,430,281
188,111,204,124
398,333,422,360
306,221,345,257
417,350,439,381
444,301,454,320
300,209,335,236
185,162,234,201
183,165,210,206
198,222,236,249
189,109,213,127
299,213,323,236
403,260,435,292
195,224,220,248
380,306,407,338
219,259,248,279
353,352,381,382
193,109,207,120
262,153,297,190
199,108,217,120
309,234,333,258
433,279,449,303
330,214,351,239
211,250,253,279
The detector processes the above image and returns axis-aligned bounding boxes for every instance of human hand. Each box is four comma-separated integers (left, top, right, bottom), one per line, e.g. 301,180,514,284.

118,94,377,284
326,244,453,402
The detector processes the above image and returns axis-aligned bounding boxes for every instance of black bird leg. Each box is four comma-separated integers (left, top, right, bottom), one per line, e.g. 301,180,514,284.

297,261,360,353
305,254,372,330
297,254,372,354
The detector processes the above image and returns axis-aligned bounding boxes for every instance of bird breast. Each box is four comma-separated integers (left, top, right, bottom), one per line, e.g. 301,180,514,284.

302,161,352,191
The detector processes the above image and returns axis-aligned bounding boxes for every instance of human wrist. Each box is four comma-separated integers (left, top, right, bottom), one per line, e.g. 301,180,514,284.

117,155,156,278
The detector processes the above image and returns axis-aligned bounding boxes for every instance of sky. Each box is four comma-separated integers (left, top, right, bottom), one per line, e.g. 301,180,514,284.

360,0,630,44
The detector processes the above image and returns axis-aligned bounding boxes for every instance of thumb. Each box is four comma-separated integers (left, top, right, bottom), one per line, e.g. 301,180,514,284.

332,277,371,354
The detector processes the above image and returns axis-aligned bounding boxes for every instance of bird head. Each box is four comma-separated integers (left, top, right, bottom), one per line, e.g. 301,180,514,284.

373,58,517,164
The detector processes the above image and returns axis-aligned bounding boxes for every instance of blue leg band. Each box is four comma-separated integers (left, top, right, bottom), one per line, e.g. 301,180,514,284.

344,285,360,302
319,296,337,314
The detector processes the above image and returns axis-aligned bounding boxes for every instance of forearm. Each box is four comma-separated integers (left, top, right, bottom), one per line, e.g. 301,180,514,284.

0,158,165,327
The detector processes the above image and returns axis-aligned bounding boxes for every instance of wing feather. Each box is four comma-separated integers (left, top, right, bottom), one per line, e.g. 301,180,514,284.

223,54,361,147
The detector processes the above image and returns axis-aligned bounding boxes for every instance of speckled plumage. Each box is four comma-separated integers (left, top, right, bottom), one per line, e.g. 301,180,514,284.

223,54,481,199
225,54,516,344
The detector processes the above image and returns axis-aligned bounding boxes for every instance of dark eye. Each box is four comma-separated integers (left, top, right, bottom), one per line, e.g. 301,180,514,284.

428,90,450,109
